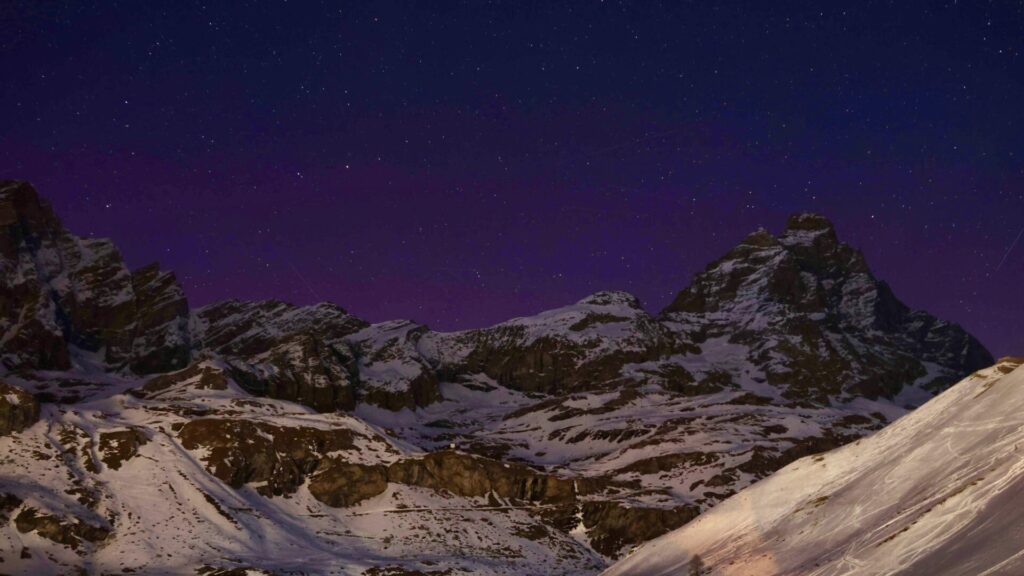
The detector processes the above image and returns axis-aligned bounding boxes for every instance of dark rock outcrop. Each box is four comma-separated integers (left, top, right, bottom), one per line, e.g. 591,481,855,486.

192,300,368,411
13,507,110,550
308,460,389,507
346,320,442,410
98,428,150,470
581,501,700,557
0,381,39,436
137,361,229,397
128,263,191,373
177,418,362,496
387,450,575,504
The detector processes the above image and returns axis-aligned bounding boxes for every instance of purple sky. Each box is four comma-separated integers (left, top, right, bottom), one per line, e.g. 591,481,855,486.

2,2,1022,355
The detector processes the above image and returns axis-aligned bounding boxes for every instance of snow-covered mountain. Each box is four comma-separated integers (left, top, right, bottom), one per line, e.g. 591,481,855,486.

0,180,996,574
603,356,1024,576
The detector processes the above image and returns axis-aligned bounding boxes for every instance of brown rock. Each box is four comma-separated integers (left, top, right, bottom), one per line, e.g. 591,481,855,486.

98,428,150,470
581,501,699,557
308,460,388,507
177,418,359,496
13,507,110,550
386,450,574,504
0,381,39,436
137,362,228,397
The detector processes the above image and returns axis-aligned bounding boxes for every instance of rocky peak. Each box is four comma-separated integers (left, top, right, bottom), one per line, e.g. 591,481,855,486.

0,181,66,260
0,182,190,374
576,290,643,310
738,227,781,249
661,215,992,404
784,212,836,233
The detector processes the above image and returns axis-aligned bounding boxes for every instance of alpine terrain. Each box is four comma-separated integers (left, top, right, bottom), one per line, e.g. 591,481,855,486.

604,356,1024,576
0,181,994,575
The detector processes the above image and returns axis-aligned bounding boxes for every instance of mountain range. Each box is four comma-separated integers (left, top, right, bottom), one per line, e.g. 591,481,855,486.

0,180,994,574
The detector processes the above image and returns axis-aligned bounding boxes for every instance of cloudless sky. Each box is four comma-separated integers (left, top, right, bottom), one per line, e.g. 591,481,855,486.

2,1,1022,354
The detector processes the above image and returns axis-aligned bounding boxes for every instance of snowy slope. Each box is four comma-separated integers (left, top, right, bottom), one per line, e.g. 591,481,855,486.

604,357,1024,576
0,366,604,575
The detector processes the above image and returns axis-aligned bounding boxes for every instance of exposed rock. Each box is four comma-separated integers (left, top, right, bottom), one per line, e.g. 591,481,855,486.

0,492,22,521
581,501,699,558
98,428,149,470
387,450,575,504
177,418,361,496
128,263,191,373
428,291,694,395
308,460,388,507
13,507,109,550
137,361,229,397
192,300,367,411
0,381,39,436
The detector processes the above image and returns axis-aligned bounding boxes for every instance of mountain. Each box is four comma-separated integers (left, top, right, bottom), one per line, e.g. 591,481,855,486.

0,181,191,374
603,357,1024,576
0,180,995,574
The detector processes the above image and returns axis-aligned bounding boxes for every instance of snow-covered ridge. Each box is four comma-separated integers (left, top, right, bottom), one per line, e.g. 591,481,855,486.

604,357,1024,576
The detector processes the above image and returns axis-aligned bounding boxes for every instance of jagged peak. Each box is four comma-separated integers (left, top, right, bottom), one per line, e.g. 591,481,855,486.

0,179,29,195
0,180,45,210
785,212,835,232
739,227,781,248
0,180,62,232
576,290,642,309
779,212,841,253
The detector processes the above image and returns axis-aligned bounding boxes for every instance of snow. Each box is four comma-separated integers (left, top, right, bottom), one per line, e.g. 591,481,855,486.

0,367,605,574
604,359,1024,576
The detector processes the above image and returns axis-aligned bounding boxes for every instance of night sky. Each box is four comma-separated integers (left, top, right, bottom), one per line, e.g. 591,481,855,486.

2,2,1022,355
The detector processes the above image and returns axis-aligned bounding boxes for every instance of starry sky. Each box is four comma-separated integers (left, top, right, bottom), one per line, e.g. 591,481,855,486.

2,1,1023,355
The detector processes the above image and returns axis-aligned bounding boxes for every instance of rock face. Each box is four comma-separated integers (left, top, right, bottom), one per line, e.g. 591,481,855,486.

129,263,191,374
426,291,694,395
581,501,699,558
191,299,368,411
0,181,191,374
388,450,575,504
177,417,364,496
0,381,38,435
308,460,389,507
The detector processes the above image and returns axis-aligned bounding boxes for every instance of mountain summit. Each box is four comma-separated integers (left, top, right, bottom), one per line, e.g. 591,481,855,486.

0,182,995,573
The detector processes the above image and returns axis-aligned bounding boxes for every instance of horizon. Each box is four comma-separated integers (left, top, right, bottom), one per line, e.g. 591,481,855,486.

16,180,1006,355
